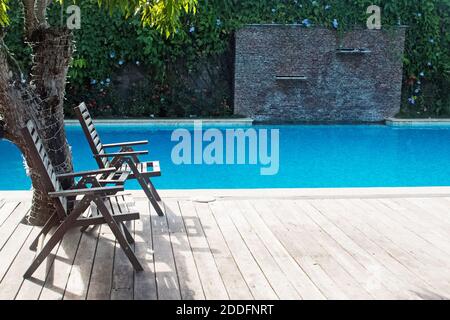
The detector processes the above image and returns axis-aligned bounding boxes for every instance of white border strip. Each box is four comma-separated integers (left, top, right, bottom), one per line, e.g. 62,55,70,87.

386,118,450,127
65,118,254,127
3,187,450,201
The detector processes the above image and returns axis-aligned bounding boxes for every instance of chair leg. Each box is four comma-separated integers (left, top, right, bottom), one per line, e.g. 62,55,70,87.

147,178,162,202
30,214,58,251
127,160,164,216
95,199,143,272
140,178,164,216
121,222,134,245
24,199,90,279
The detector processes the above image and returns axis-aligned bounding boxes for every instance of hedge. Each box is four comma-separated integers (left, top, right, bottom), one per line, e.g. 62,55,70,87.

4,0,450,118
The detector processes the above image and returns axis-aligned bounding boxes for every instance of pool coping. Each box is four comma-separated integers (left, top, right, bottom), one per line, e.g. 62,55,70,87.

3,187,450,201
386,118,450,126
65,118,254,126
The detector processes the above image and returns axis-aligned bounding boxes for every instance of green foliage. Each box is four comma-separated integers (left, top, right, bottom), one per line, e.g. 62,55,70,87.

0,0,9,26
3,0,450,118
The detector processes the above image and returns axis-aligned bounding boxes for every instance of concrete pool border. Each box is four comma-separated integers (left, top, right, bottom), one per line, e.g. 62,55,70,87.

64,118,450,127
386,118,450,127
65,118,254,127
3,187,450,201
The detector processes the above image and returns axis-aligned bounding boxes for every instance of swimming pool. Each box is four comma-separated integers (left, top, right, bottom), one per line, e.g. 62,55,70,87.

1,124,450,190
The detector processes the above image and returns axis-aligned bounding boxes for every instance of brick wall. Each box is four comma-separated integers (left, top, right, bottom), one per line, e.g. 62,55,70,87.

234,25,406,122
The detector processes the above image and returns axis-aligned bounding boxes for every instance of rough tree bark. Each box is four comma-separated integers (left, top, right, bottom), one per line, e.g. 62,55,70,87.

0,3,74,226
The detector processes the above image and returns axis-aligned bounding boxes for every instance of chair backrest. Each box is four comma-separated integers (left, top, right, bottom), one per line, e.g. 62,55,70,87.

74,102,110,169
21,120,68,219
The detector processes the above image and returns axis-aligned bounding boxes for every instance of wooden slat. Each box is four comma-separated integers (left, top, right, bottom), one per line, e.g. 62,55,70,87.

311,199,449,299
0,225,37,299
0,201,20,229
86,225,114,300
111,219,135,300
0,202,30,251
225,200,301,299
237,200,325,300
377,199,450,253
151,201,181,300
15,227,61,300
279,199,376,299
0,214,34,283
355,199,450,267
298,199,411,298
63,225,100,300
133,199,157,300
194,202,253,300
39,229,83,300
403,198,450,232
284,199,395,299
165,200,205,300
209,201,278,300
296,199,422,299
179,200,229,299
251,199,348,300
336,199,450,295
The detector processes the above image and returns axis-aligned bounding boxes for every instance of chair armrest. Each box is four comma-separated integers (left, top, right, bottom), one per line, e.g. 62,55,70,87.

102,140,148,148
94,151,148,158
48,186,124,198
56,168,117,179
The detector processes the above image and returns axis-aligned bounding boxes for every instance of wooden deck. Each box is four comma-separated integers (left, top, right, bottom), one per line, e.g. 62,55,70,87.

0,190,449,300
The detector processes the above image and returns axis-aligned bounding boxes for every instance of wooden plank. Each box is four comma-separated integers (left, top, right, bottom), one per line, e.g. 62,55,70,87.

408,198,450,227
237,200,325,300
110,220,135,300
0,222,34,284
310,199,447,299
0,225,37,299
274,200,374,299
382,198,450,238
39,229,83,300
251,199,349,300
0,202,26,250
225,200,301,299
193,202,253,300
0,201,19,227
151,201,181,300
372,199,450,257
133,199,157,300
292,199,407,299
15,227,61,300
0,203,32,281
165,200,205,300
63,226,100,300
336,198,450,297
86,225,114,300
179,200,229,300
358,199,450,266
403,198,450,232
297,199,422,300
209,201,278,300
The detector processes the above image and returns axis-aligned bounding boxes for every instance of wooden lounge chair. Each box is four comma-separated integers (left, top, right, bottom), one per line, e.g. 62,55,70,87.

22,120,143,278
74,102,164,216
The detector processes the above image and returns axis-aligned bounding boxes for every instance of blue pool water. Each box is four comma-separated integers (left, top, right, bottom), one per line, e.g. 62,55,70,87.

1,124,450,190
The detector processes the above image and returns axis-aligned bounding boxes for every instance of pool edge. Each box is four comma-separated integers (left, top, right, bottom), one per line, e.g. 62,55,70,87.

3,186,450,201
386,118,450,127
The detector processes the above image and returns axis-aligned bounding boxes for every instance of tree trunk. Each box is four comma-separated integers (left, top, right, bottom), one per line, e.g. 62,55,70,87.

0,27,74,226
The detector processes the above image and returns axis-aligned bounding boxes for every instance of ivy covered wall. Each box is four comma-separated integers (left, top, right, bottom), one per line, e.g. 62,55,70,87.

4,0,450,118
